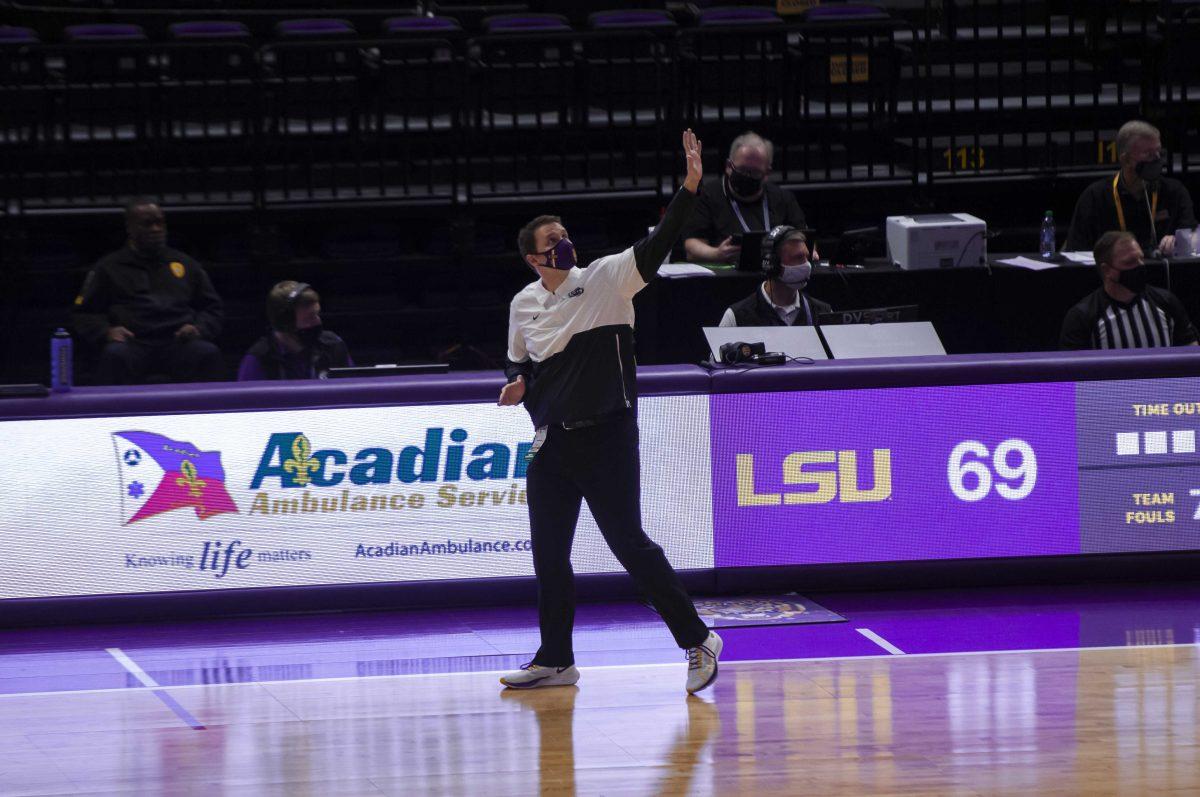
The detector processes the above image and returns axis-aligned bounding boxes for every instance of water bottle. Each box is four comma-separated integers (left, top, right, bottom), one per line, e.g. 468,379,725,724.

50,328,73,393
1039,210,1056,259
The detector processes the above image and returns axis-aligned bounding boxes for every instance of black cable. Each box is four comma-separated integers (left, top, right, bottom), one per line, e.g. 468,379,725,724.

699,354,815,374
1145,184,1158,246
955,228,986,269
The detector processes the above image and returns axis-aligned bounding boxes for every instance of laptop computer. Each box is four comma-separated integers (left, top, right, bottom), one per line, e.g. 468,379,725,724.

820,322,946,359
816,304,920,325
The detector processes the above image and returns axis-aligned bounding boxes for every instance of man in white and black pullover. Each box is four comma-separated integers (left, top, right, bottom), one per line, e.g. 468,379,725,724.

497,130,722,695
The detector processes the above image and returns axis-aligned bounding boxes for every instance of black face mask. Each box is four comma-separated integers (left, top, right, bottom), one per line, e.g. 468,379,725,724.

728,167,765,198
1135,155,1165,183
1116,265,1148,294
296,325,324,347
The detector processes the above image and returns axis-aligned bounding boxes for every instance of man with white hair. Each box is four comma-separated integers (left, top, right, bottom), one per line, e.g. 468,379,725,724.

682,131,807,264
1063,120,1196,254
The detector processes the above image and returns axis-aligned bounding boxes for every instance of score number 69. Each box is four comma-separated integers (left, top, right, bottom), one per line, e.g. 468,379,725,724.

947,439,1037,502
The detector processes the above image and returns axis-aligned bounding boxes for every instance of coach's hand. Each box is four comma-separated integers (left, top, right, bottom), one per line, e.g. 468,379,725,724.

683,128,702,194
498,375,525,406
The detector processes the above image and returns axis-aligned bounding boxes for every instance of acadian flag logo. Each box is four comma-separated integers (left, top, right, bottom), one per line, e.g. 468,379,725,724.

112,431,238,525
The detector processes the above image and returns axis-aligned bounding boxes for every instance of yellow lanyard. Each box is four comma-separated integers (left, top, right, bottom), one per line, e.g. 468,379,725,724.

1112,173,1157,232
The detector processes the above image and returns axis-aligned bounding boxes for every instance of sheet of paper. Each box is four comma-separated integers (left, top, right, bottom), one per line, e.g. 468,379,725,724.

1062,251,1096,265
996,256,1061,271
657,262,717,278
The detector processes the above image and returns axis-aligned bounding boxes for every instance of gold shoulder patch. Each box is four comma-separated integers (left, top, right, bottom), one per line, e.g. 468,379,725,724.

74,295,84,306
169,261,186,279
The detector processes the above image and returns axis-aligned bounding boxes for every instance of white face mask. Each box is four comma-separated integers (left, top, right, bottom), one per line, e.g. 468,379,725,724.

779,261,811,287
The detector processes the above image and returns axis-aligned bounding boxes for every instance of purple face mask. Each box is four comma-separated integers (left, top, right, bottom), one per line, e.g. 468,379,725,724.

537,237,577,270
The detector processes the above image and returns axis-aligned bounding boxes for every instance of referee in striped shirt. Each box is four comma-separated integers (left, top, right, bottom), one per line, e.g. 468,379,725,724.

1060,230,1199,350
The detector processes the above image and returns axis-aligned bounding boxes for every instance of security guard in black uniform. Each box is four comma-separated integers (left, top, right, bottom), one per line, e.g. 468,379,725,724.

497,130,721,694
72,199,224,385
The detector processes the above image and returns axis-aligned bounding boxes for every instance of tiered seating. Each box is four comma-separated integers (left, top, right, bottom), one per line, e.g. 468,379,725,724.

3,0,1191,215
2,0,1199,387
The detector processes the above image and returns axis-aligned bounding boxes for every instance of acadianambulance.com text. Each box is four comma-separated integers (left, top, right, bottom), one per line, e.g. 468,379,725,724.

355,537,532,559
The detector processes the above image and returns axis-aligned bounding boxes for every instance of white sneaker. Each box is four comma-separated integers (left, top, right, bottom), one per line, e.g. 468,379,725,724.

685,631,722,694
499,662,580,689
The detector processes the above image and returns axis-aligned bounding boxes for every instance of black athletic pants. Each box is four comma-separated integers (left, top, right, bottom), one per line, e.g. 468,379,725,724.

526,409,708,666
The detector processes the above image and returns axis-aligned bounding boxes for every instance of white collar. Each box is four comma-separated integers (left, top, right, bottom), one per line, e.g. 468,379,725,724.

760,281,801,312
531,267,581,302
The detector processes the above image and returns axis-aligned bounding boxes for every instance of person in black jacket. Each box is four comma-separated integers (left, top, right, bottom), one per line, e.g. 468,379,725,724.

681,131,807,265
1062,120,1196,254
497,130,720,695
719,225,831,327
1060,230,1199,350
237,281,353,381
72,200,224,384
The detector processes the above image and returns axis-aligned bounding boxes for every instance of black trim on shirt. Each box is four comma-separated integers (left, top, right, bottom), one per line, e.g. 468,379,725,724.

632,186,698,282
521,324,637,428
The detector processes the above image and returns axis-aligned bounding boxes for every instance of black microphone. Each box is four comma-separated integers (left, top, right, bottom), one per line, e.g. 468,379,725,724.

1145,185,1159,250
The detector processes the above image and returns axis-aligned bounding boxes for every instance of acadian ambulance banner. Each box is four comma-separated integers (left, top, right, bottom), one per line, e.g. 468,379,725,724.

0,396,713,599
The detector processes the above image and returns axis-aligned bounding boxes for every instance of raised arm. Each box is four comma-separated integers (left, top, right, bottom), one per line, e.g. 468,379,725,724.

632,129,703,280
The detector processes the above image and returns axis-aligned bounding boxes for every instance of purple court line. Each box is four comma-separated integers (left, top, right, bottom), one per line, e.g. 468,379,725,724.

105,648,206,730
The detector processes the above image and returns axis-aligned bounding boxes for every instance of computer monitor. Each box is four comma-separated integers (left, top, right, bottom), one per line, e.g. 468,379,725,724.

832,225,886,267
327,363,450,378
816,305,919,326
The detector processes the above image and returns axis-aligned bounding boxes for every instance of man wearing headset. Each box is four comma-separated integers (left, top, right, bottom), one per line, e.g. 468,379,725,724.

237,281,353,380
718,225,831,327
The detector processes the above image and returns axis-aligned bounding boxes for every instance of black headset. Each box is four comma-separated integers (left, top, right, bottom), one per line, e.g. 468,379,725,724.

267,281,313,333
760,225,806,279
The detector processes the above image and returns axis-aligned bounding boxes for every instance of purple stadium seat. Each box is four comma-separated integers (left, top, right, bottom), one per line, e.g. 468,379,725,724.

274,18,356,38
804,4,891,22
696,7,782,26
64,23,147,42
383,15,462,34
0,26,38,44
482,13,571,33
168,21,252,40
589,9,676,29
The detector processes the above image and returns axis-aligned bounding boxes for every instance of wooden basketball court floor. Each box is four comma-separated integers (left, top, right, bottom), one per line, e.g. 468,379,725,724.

2,583,1198,795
